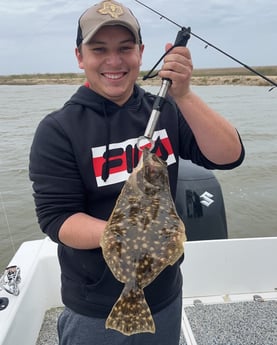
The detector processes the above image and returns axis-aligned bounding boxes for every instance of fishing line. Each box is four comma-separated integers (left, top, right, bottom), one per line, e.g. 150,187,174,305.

0,192,16,255
142,28,191,80
135,0,277,91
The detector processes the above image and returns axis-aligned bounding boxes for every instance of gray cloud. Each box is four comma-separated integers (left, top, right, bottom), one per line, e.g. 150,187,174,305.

0,0,276,75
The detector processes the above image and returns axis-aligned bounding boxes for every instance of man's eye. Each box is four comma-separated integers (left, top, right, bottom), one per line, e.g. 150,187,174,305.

92,47,105,53
120,46,132,52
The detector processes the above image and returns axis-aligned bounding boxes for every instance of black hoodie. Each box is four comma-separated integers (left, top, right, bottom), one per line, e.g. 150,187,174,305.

29,84,244,317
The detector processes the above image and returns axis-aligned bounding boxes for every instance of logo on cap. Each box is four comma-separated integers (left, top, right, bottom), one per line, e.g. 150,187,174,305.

98,1,124,19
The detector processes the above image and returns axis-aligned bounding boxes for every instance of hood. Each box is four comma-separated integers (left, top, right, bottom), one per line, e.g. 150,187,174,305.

66,84,146,113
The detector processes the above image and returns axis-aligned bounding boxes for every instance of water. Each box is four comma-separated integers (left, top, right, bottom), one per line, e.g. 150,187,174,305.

0,84,276,271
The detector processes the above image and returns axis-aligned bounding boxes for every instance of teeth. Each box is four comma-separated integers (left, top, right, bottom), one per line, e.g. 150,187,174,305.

104,73,124,80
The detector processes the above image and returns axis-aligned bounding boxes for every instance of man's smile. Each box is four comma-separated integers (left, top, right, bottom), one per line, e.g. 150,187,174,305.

102,72,127,80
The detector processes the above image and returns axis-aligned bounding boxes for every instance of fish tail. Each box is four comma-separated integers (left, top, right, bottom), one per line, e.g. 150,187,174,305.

105,286,155,336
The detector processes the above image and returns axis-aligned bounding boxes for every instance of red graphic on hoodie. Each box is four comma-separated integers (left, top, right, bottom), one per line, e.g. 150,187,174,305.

91,129,176,187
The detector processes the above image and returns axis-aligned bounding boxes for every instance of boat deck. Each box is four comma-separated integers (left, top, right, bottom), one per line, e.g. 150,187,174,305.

36,299,277,345
183,299,277,345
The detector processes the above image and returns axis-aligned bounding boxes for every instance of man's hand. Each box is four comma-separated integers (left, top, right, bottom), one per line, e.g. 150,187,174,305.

158,43,193,100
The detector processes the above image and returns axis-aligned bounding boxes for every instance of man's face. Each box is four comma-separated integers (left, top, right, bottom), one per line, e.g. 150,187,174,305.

76,25,144,106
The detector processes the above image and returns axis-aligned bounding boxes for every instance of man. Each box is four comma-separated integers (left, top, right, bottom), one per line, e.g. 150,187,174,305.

29,1,244,344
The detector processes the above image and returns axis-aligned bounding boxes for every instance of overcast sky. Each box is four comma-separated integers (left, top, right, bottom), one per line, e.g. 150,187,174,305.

0,0,276,75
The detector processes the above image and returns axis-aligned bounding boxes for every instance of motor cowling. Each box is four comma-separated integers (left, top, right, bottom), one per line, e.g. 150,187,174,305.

175,159,227,241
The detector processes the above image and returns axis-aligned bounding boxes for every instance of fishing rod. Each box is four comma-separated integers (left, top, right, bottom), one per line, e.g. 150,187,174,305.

135,0,277,91
137,27,191,150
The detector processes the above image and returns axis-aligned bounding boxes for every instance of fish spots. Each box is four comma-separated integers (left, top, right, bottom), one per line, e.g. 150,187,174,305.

100,148,186,335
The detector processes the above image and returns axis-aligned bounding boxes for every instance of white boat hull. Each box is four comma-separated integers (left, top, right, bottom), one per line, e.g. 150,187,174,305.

0,239,61,345
0,237,276,345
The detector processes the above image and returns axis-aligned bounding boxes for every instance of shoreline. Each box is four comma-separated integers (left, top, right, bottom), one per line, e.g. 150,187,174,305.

140,75,277,87
0,72,277,87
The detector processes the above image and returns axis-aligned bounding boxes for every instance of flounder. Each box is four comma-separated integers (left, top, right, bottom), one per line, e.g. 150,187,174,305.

100,148,186,336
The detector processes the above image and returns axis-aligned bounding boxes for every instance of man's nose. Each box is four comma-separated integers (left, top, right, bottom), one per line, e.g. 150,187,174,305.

106,52,122,65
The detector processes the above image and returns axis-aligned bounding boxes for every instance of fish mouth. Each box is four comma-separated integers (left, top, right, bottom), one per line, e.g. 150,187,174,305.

151,153,167,167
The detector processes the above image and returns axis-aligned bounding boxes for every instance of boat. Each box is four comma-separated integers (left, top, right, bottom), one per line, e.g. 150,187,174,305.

1,160,276,345
1,236,276,345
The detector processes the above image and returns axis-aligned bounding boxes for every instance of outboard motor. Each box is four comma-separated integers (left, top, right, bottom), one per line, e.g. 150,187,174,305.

175,159,227,241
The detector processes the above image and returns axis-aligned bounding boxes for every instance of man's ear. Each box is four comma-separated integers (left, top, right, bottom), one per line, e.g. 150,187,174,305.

75,47,84,69
139,44,145,66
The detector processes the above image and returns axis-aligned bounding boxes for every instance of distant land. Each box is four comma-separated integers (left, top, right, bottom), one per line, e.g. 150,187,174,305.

0,66,276,87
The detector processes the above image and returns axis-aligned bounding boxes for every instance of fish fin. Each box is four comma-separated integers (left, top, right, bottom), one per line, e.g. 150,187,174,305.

105,286,155,336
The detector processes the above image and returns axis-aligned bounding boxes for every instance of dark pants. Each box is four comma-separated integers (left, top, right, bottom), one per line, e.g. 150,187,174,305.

58,291,182,345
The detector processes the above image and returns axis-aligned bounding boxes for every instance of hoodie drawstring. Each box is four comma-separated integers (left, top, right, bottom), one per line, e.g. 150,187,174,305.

102,103,111,182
